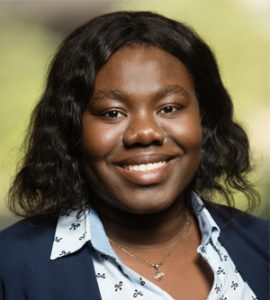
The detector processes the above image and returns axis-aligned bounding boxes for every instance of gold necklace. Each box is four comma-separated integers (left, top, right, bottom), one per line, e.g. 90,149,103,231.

108,214,191,281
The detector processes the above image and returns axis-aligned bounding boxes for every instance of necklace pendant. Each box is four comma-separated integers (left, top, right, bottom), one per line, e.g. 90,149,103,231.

153,264,165,280
153,271,165,280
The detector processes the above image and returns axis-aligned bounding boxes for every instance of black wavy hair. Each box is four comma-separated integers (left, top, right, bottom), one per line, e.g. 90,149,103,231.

9,11,259,218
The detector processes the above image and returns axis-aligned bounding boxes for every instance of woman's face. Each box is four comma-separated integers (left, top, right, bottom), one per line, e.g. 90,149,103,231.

82,45,202,214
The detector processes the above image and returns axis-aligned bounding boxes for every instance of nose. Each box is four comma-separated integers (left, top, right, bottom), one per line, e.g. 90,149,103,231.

123,114,165,147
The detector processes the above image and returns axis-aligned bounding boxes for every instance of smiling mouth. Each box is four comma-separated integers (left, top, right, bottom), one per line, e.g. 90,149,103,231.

123,161,167,172
114,156,176,186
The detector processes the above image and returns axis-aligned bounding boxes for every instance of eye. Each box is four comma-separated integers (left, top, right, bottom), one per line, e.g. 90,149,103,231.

102,109,126,119
159,105,180,115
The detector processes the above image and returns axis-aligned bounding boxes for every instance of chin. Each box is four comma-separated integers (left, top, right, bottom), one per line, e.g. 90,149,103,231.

118,195,180,215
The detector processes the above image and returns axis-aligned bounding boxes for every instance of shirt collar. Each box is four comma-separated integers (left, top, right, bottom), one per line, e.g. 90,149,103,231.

50,210,91,260
191,192,220,245
50,192,221,260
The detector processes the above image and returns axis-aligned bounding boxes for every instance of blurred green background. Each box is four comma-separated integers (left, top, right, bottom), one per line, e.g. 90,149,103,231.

0,0,269,229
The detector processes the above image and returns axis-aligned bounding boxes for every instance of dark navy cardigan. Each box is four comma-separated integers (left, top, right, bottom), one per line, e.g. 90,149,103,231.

0,204,269,300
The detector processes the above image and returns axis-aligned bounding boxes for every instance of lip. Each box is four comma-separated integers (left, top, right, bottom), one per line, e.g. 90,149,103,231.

114,155,177,186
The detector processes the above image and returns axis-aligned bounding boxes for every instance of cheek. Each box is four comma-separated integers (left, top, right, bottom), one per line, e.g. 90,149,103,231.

163,114,202,150
182,116,202,148
82,118,123,159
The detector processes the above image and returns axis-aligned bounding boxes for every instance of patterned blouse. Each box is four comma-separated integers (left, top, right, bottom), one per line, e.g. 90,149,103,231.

50,193,258,300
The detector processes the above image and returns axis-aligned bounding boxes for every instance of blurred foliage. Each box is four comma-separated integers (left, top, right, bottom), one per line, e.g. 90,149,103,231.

0,18,63,227
0,0,269,229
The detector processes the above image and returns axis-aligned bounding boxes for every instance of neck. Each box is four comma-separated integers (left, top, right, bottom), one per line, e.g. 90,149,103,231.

92,193,193,247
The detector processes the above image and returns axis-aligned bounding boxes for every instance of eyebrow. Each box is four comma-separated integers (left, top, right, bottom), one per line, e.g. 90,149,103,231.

91,85,191,102
91,89,127,102
154,85,191,100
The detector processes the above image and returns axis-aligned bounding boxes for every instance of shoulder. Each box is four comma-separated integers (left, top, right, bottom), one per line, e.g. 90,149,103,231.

0,218,57,275
206,202,269,235
206,202,269,260
0,217,57,246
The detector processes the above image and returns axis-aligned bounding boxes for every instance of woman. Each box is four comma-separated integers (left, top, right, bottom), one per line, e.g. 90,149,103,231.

0,11,269,300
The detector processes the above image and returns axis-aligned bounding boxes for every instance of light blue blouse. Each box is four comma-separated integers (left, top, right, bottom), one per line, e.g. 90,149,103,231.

50,193,257,300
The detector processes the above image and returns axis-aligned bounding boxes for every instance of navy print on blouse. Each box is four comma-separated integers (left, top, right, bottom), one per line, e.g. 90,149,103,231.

217,266,226,275
200,246,206,254
114,281,123,292
69,223,80,230
54,236,62,242
59,250,71,256
139,277,146,286
133,289,143,297
231,281,238,290
79,232,87,241
96,273,106,279
215,284,221,294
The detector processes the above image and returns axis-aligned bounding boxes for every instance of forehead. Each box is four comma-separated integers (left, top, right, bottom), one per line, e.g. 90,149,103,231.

93,45,195,96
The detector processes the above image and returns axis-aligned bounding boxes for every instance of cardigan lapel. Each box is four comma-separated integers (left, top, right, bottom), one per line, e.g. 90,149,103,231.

27,219,102,300
40,243,102,300
207,203,269,300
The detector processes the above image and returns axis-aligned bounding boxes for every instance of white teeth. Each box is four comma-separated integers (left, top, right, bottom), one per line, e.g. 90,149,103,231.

126,161,166,171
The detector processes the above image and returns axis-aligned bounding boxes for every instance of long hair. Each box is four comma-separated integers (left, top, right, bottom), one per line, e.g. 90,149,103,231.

8,11,259,218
